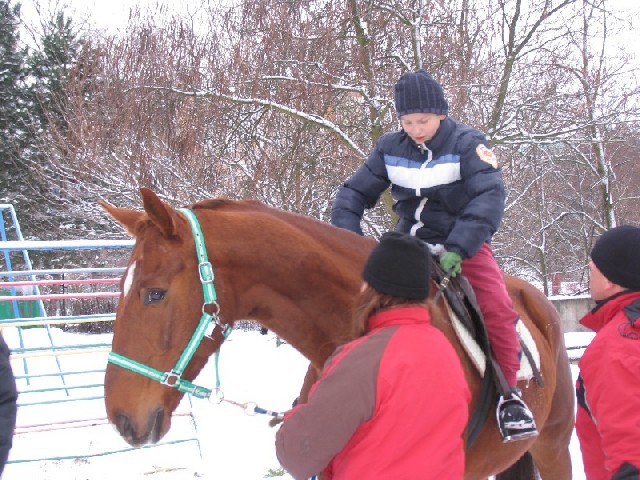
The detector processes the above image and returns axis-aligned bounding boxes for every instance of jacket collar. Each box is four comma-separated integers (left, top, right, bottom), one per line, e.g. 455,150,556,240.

425,117,455,152
580,290,640,332
368,306,431,331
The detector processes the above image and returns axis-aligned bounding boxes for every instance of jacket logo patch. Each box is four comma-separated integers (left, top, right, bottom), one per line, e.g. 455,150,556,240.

476,145,498,169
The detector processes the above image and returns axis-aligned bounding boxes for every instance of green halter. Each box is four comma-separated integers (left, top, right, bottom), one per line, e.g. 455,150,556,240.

108,208,232,400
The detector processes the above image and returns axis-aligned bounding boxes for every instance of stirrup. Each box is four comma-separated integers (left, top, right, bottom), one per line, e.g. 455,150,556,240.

497,391,538,443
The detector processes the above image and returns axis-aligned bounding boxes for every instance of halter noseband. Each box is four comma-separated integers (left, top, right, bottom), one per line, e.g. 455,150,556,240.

108,208,231,400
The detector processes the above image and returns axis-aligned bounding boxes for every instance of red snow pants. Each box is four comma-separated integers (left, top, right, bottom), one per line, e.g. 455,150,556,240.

461,243,520,387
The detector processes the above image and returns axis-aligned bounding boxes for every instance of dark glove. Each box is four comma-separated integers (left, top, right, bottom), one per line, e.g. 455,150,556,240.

440,252,462,277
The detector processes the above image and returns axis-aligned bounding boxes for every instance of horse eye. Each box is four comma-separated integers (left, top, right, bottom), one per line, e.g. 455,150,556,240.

144,288,166,305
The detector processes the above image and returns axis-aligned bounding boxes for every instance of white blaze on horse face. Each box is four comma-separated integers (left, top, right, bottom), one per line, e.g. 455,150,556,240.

123,262,136,298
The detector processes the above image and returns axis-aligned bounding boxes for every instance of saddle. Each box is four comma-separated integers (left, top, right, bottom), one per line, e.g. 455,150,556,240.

431,260,493,448
430,259,543,448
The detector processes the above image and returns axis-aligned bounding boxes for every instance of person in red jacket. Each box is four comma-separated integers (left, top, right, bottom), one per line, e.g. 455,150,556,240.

576,225,640,480
275,232,470,480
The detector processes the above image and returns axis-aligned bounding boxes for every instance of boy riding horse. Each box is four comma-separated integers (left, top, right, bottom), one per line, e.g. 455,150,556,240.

331,69,537,442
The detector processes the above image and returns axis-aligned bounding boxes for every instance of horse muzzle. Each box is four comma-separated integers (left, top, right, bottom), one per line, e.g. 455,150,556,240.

113,407,166,447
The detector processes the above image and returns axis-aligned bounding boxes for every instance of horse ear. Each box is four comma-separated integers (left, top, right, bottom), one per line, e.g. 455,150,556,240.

99,200,143,237
139,188,179,239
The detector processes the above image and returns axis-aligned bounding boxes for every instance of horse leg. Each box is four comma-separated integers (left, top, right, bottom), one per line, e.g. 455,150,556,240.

515,279,574,480
297,363,321,405
528,420,573,479
271,364,320,426
495,452,538,480
528,364,574,478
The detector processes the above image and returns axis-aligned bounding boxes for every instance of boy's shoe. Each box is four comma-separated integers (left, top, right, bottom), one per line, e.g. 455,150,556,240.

497,387,539,443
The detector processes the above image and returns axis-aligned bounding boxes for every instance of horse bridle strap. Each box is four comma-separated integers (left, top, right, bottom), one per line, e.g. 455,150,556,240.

108,351,213,398
107,208,231,400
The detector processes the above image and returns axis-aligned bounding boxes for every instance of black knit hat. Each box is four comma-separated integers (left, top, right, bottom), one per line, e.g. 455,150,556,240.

362,232,432,299
394,69,449,117
591,225,640,290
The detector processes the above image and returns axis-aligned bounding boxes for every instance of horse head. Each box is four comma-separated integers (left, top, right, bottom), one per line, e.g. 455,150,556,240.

101,188,225,446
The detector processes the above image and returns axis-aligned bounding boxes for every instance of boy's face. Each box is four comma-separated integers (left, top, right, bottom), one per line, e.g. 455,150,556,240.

400,112,446,145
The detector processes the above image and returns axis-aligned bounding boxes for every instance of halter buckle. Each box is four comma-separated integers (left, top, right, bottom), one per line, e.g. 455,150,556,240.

198,261,214,284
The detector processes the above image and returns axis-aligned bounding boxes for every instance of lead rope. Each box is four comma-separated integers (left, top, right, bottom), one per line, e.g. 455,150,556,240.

206,328,288,422
222,397,287,419
213,334,287,422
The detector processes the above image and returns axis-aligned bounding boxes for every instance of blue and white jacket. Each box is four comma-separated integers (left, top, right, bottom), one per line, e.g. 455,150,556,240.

331,117,505,259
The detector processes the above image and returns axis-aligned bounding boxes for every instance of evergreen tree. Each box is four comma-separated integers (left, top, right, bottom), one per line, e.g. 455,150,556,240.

21,9,98,241
0,0,31,221
28,11,79,139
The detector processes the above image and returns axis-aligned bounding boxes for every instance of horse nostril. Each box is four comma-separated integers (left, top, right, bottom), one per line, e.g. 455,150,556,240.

114,412,136,445
150,408,165,443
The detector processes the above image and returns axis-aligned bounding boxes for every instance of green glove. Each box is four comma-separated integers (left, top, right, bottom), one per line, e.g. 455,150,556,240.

440,252,462,277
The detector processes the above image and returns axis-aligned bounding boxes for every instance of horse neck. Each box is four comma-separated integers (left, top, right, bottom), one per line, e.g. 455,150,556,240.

227,246,365,367
201,209,372,368
238,284,355,368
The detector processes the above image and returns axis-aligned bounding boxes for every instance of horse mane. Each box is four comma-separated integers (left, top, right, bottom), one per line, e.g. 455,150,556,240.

192,198,267,211
191,197,374,254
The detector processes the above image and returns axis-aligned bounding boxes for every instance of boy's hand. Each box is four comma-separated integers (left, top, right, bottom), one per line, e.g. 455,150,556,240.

440,252,462,277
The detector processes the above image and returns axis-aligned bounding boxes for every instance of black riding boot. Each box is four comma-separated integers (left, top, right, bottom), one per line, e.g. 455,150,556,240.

497,387,538,443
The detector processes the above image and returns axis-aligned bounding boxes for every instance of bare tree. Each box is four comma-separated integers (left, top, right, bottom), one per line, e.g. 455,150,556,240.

496,0,640,291
22,0,640,295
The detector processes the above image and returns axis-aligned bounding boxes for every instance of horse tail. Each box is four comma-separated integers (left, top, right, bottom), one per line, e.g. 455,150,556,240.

495,451,538,480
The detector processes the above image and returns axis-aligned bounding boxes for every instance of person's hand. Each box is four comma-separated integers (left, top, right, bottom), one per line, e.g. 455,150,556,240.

440,252,462,277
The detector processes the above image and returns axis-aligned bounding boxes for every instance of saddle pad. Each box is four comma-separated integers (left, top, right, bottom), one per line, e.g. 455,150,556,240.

446,300,540,381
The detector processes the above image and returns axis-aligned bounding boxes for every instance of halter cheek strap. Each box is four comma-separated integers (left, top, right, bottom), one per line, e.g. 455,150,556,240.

107,208,231,400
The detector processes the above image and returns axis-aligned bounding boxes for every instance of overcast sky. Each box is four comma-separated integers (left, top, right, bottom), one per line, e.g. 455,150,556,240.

18,0,638,32
20,0,204,32
18,0,640,67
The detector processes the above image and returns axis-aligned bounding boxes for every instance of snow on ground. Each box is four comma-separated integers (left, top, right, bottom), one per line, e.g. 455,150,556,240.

2,328,594,479
4,329,308,479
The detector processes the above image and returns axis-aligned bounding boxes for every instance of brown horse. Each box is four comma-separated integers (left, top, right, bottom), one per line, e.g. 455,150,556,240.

102,188,574,480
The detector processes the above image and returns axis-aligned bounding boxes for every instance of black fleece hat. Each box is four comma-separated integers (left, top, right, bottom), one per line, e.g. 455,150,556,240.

394,69,449,117
362,232,432,299
591,225,640,290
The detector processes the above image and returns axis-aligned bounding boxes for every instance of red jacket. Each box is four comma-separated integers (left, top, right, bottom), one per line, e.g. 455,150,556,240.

275,306,470,480
576,291,640,480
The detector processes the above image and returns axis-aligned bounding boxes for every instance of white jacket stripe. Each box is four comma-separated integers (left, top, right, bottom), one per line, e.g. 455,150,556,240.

385,153,461,191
